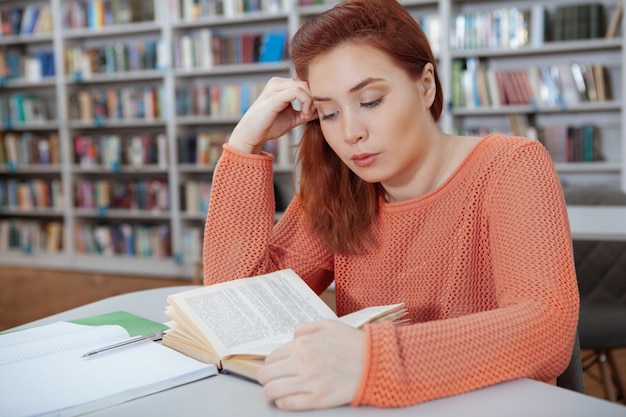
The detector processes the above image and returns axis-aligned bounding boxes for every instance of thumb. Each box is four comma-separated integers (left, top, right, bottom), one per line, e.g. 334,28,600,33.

293,320,326,338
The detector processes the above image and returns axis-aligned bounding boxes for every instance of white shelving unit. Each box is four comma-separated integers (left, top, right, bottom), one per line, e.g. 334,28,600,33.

0,0,624,278
445,0,625,190
0,0,294,278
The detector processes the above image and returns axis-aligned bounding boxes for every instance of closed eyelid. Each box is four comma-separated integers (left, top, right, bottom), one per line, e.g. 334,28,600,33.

362,96,384,106
320,111,338,121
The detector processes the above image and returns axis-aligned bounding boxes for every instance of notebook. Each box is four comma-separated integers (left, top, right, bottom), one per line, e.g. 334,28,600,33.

0,311,218,417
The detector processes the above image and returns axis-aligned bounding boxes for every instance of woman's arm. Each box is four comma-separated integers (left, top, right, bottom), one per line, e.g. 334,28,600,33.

202,146,334,290
202,77,333,291
354,140,579,407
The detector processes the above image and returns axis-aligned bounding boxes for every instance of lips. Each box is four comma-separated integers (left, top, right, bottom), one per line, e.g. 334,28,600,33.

351,153,377,168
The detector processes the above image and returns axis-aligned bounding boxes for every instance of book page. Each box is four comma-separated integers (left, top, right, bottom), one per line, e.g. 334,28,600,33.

338,304,406,328
168,269,338,358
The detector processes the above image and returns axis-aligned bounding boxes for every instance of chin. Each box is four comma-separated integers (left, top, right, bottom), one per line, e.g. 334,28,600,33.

352,170,384,184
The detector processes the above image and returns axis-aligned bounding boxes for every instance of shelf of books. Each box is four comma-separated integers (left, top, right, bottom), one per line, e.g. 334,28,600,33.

0,0,624,278
447,0,625,190
0,0,294,278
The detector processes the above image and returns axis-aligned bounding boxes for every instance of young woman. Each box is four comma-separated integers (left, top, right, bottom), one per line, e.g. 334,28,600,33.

203,0,579,411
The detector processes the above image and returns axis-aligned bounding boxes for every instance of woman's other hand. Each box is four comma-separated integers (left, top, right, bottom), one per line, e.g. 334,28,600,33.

258,320,366,411
228,77,318,154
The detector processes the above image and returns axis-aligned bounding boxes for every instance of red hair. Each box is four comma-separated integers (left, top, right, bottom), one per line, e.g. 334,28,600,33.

291,0,443,255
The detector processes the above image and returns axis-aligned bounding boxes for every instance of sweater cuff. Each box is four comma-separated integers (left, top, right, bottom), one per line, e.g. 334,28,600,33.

350,325,373,406
221,143,275,166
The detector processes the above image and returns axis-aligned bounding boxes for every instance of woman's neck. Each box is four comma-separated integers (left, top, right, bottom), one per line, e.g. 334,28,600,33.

383,133,481,203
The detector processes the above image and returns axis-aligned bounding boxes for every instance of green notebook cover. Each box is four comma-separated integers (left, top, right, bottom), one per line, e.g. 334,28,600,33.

69,311,168,337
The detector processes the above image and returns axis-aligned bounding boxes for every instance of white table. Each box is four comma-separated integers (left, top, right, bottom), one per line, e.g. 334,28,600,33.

568,206,626,241
13,286,626,417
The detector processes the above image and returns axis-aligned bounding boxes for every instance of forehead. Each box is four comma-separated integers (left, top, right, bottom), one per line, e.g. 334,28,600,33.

307,43,401,95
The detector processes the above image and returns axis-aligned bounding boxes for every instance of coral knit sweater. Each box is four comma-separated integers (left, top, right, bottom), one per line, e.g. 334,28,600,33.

203,133,580,407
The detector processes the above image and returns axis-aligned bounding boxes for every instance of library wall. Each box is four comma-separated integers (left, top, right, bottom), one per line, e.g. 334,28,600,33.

0,0,624,280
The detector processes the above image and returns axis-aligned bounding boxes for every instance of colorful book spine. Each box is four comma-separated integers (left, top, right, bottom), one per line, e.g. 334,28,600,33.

73,223,171,258
74,179,169,212
0,219,63,253
451,59,610,109
69,86,163,122
73,133,168,168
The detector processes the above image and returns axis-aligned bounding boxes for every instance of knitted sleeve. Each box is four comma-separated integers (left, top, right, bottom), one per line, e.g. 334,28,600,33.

202,145,334,294
352,140,580,407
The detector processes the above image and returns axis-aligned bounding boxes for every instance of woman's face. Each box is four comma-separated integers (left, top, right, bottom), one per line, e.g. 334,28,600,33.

307,42,437,189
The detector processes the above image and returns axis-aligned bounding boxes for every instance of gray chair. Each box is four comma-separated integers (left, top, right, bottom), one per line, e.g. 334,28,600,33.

557,332,584,393
563,186,626,403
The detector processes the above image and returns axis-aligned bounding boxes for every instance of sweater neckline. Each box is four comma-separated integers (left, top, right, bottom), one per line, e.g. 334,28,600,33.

381,133,498,211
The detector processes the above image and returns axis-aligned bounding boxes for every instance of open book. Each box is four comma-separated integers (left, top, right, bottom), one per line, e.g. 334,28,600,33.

162,269,407,381
0,311,218,417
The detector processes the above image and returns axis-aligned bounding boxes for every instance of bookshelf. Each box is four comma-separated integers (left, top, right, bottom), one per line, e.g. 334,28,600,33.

0,0,294,278
446,0,625,191
0,0,624,278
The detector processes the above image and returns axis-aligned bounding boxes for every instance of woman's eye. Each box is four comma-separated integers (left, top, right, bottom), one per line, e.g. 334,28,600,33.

321,111,338,121
361,97,384,108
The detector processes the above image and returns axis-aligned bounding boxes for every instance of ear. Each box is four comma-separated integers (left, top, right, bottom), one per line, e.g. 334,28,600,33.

418,63,437,107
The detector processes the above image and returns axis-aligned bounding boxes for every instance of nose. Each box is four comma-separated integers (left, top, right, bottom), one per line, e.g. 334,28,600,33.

343,112,366,144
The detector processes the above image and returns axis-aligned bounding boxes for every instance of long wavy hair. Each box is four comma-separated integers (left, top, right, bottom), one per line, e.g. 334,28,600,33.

291,0,443,255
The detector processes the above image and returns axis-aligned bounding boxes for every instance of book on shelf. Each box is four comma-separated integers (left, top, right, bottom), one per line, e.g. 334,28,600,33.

539,124,604,163
450,7,533,51
0,310,218,417
176,81,265,118
259,30,287,62
0,132,60,166
181,226,203,263
66,39,160,76
183,180,211,214
0,4,53,36
0,221,45,251
553,3,606,41
2,132,19,166
529,4,549,47
162,268,408,381
417,14,440,55
62,0,155,29
1,93,49,124
591,64,609,101
204,29,287,66
2,178,62,211
299,0,336,5
451,58,612,109
451,3,612,49
571,62,592,102
45,221,63,252
171,0,286,20
3,179,55,210
0,50,54,81
74,133,167,169
74,178,169,212
224,0,284,18
74,222,172,258
507,114,537,141
606,1,624,38
180,0,202,20
69,85,163,122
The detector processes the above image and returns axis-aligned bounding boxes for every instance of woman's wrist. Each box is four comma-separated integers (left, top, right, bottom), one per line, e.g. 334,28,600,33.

228,126,265,155
227,141,262,155
227,140,263,155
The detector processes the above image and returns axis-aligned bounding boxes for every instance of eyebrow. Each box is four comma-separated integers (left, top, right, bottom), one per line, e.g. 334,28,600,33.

312,77,385,102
